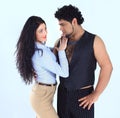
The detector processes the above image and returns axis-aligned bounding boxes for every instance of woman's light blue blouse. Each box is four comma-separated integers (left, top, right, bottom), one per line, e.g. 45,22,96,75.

32,42,69,84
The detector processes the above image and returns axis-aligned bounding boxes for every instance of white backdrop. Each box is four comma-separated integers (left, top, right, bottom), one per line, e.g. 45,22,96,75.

0,0,120,118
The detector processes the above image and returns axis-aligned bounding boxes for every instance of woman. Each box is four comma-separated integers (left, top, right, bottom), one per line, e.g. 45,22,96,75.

16,16,69,118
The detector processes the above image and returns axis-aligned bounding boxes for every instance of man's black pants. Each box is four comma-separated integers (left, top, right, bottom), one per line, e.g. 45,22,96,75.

57,85,94,118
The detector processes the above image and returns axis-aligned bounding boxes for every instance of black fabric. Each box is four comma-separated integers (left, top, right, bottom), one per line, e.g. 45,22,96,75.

57,85,94,118
59,31,96,90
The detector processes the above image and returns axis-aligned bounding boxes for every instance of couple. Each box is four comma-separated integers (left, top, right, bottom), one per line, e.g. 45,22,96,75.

16,4,113,118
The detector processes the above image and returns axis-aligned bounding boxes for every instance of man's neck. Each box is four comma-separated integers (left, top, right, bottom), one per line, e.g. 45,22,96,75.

70,26,85,41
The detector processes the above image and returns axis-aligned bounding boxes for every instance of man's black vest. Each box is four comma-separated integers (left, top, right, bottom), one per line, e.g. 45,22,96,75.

59,31,97,90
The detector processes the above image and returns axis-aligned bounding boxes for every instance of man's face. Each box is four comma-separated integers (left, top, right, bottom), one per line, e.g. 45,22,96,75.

58,19,73,37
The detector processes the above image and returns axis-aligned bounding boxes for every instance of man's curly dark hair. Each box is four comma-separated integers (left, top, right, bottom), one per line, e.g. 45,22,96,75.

55,4,84,25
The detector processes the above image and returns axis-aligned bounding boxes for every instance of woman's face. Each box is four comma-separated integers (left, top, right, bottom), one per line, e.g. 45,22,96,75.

36,23,47,43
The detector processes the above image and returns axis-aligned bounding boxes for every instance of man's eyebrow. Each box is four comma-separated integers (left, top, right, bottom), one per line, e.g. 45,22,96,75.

59,23,64,26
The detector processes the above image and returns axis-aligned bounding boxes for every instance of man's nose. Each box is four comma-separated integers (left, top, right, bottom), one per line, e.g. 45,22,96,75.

60,26,63,31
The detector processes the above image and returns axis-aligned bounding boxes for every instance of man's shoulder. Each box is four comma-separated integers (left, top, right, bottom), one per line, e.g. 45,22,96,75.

54,38,60,47
85,30,96,37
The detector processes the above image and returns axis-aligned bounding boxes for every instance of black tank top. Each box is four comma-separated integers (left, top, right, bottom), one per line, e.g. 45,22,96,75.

60,31,96,90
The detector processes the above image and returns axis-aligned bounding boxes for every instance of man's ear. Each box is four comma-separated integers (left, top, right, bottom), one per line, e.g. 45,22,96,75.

72,18,77,25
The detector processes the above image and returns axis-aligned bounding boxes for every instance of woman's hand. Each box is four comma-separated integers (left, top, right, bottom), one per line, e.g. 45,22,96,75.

55,36,68,51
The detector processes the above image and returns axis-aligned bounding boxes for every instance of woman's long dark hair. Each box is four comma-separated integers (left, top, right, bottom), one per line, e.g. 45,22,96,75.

16,16,46,84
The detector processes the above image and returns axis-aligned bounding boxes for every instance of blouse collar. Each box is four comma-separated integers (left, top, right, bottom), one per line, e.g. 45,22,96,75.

35,42,46,49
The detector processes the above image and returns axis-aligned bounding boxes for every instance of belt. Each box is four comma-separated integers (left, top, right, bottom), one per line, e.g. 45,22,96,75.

37,82,57,87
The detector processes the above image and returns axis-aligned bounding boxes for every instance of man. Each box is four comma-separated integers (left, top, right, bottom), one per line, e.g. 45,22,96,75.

54,4,113,118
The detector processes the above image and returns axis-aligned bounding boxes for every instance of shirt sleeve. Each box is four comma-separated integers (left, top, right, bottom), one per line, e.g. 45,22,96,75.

39,50,69,77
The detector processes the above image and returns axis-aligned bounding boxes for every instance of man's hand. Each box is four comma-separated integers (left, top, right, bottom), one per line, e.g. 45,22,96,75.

78,91,99,110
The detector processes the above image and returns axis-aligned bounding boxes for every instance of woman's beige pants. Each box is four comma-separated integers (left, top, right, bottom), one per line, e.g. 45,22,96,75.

30,83,59,118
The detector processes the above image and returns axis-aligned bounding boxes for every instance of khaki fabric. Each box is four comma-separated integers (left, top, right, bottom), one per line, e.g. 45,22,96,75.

30,83,59,118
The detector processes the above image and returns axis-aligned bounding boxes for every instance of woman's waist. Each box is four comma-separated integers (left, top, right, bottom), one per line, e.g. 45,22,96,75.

36,76,57,85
